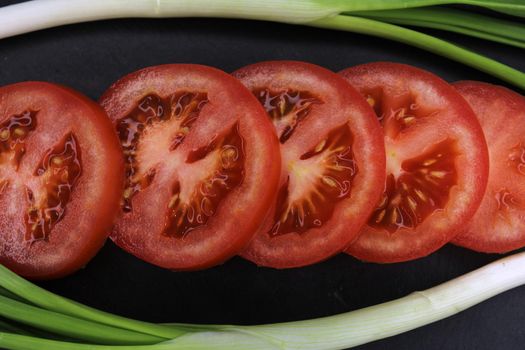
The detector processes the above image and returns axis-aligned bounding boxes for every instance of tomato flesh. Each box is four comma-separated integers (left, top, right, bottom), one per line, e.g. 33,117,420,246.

0,82,124,279
117,92,208,212
452,81,525,253
255,89,320,143
26,133,81,241
115,90,246,238
164,123,245,237
340,62,488,263
370,139,458,233
234,61,386,268
101,64,280,270
271,123,356,235
0,111,37,169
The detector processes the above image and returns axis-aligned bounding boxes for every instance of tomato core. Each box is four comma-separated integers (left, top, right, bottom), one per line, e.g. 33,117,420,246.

116,91,246,238
370,138,458,233
363,88,460,233
165,123,245,237
0,110,82,243
27,133,81,241
270,126,357,236
117,92,208,212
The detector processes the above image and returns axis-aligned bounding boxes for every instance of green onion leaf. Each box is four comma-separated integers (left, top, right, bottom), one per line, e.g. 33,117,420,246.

353,7,525,49
0,294,163,345
309,15,525,90
0,319,35,337
0,265,187,340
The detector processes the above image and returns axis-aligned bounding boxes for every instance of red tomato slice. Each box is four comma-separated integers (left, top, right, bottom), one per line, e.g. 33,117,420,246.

0,82,124,279
452,81,525,253
233,61,386,268
340,62,489,263
100,64,280,270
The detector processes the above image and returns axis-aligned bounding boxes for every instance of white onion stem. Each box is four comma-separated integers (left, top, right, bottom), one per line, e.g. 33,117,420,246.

211,252,525,350
0,0,344,39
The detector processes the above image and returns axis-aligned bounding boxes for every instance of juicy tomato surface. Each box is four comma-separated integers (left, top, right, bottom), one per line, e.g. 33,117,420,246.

100,64,280,270
233,61,386,268
452,81,525,253
340,62,489,263
0,82,124,279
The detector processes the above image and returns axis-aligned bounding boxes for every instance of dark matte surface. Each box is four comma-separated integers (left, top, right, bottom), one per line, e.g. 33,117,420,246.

1,1,525,349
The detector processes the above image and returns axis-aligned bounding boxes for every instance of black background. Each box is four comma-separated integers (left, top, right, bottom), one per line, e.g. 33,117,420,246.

1,1,525,349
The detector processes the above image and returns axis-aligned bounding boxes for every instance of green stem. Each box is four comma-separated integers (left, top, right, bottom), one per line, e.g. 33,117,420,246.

0,286,28,304
0,332,166,350
0,320,34,337
0,295,162,345
328,0,525,16
309,15,525,90
0,331,278,350
354,8,525,48
0,317,75,342
0,265,186,339
360,18,525,49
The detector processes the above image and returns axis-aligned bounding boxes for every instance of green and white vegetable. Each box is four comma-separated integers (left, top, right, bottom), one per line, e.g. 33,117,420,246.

0,0,524,88
2,252,525,349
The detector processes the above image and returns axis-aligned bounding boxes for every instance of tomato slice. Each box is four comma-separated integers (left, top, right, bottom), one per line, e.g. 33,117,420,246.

340,62,489,263
233,61,386,268
100,64,280,270
452,81,525,253
0,82,124,279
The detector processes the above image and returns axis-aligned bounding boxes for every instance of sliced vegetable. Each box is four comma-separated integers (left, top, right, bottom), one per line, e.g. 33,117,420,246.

452,81,525,253
234,60,385,268
0,82,124,279
340,62,489,262
100,64,280,270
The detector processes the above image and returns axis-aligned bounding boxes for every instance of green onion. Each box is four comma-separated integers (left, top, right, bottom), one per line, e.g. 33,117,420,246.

0,317,78,342
0,0,523,89
0,266,186,340
0,294,163,345
0,286,28,304
309,15,525,89
354,7,525,49
0,332,163,350
0,319,35,337
2,252,525,349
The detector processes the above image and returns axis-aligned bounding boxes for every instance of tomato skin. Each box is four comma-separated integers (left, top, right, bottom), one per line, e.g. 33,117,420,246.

452,81,525,253
100,64,281,270
234,61,386,268
0,82,124,280
340,62,489,263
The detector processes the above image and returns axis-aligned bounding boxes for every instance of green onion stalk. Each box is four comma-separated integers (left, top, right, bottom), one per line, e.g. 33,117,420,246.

0,0,523,88
2,252,525,349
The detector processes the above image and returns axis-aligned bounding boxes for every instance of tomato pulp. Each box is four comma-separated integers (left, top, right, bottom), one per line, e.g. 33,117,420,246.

0,82,124,279
234,61,386,268
100,64,280,270
341,62,489,263
453,81,525,253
